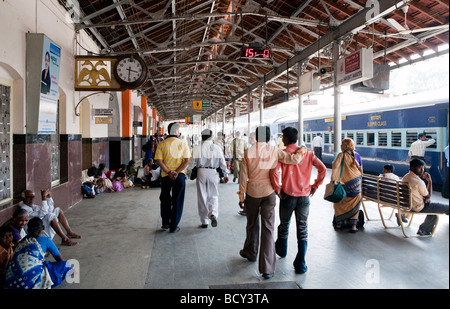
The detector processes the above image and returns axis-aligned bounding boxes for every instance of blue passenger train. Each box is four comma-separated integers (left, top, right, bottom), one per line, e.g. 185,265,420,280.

276,102,449,190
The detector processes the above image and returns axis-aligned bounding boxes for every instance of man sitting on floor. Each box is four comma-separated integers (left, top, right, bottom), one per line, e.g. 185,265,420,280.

19,189,80,246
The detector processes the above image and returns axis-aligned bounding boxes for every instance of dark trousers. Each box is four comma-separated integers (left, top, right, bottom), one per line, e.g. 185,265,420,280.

314,147,322,161
419,202,449,233
442,168,449,198
160,174,186,232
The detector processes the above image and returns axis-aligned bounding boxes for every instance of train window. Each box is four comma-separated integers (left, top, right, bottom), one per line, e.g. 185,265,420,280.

406,131,417,147
324,133,330,144
367,132,375,146
347,132,354,141
378,132,388,146
391,131,402,147
331,133,334,144
306,134,311,143
356,132,364,145
424,130,437,149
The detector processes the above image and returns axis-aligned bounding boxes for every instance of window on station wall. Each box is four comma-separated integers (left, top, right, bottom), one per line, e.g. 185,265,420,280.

0,84,11,202
406,130,417,147
367,132,375,146
424,130,437,149
378,132,388,146
50,101,60,186
391,131,402,147
356,132,364,145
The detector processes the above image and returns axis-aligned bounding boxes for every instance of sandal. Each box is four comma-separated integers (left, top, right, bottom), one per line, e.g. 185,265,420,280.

61,238,78,246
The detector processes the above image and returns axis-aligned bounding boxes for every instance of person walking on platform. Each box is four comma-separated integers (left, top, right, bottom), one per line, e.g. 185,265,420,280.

408,133,435,162
402,159,449,236
232,131,247,183
442,142,449,199
190,129,229,228
311,133,324,161
270,127,326,274
154,123,191,233
238,126,307,279
214,132,227,183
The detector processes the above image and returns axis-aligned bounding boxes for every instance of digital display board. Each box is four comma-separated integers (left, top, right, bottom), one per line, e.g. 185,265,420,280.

241,47,271,59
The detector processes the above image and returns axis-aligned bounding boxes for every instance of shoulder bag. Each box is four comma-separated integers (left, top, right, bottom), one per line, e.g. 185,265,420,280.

324,154,348,203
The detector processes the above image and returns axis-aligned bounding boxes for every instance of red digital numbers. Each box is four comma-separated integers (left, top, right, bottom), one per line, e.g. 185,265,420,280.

242,48,270,59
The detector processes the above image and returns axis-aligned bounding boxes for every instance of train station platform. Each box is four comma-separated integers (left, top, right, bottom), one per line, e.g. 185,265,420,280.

56,169,449,290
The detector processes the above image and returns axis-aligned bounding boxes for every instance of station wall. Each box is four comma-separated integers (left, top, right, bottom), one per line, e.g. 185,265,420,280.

0,0,152,223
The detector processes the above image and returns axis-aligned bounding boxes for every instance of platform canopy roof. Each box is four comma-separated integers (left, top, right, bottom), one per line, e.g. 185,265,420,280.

63,0,449,121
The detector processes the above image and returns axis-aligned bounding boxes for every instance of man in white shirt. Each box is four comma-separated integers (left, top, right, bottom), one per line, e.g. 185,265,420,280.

408,133,435,162
402,159,449,236
379,164,400,181
20,189,80,245
379,164,408,223
442,143,449,198
311,133,324,161
190,129,229,228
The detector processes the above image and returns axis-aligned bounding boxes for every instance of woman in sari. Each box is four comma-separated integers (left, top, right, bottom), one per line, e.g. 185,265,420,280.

4,217,72,289
331,138,363,233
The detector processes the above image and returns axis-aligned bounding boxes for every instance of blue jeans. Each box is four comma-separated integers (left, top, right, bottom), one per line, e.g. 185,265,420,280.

276,195,310,273
277,196,310,240
419,202,449,233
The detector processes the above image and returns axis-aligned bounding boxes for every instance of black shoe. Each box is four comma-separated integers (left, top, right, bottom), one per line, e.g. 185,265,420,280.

233,177,236,182
161,224,169,230
169,227,180,233
262,273,273,279
239,250,256,262
210,215,217,227
417,229,431,236
295,268,307,274
199,224,208,228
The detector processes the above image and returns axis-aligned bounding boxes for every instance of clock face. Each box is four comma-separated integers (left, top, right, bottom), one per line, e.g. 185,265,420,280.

114,55,147,88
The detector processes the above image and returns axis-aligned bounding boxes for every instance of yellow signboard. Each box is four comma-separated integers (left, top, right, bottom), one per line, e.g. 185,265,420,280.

95,117,113,124
193,100,202,110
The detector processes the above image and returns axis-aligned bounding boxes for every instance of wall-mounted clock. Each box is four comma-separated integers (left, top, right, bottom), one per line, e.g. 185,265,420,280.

113,54,148,89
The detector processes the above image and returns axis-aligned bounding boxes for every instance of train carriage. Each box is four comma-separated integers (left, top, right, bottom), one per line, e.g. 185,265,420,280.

277,102,449,190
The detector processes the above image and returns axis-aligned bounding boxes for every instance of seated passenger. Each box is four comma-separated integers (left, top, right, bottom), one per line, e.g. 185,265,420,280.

0,226,14,287
3,208,29,245
402,159,449,236
379,164,408,223
148,163,162,187
141,159,153,189
97,163,115,192
115,164,134,188
379,164,400,181
127,160,140,183
4,217,73,289
19,189,80,246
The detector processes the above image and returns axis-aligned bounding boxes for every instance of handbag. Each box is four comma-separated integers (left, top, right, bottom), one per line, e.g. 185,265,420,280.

324,154,348,203
190,166,198,180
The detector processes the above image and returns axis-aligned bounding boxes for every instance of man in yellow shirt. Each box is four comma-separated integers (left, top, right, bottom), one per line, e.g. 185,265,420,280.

154,123,191,233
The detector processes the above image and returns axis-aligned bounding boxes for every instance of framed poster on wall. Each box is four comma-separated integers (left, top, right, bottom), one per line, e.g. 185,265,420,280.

38,36,61,133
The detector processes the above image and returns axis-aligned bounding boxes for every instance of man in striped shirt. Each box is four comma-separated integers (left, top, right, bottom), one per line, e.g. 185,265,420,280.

154,123,191,233
408,133,435,162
